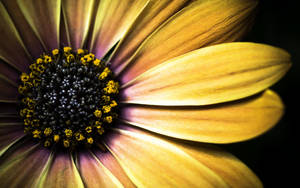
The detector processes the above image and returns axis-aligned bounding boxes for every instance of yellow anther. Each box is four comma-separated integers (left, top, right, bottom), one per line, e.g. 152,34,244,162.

94,121,102,129
88,53,95,59
98,67,111,80
77,49,84,55
93,59,101,66
52,49,59,56
102,105,111,113
18,85,26,94
102,95,110,102
24,118,31,126
67,54,75,63
54,135,60,142
97,127,105,135
65,129,73,138
64,47,72,53
24,82,33,88
20,73,29,82
31,119,40,127
85,126,93,133
37,64,45,73
36,58,43,64
29,72,35,79
63,140,70,148
33,79,40,87
44,140,51,147
44,55,52,63
29,63,37,71
87,137,93,144
104,116,113,123
104,80,119,94
94,109,102,118
75,132,85,141
44,127,52,136
80,57,87,65
110,100,117,107
32,130,41,138
24,127,31,133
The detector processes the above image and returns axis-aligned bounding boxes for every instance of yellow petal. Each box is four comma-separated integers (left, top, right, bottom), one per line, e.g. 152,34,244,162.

122,42,291,106
0,2,30,71
77,150,124,188
93,144,136,188
2,0,45,58
62,0,95,49
105,125,262,187
18,0,61,51
122,90,284,143
89,0,148,58
118,0,258,82
37,151,84,188
0,141,52,187
109,0,188,72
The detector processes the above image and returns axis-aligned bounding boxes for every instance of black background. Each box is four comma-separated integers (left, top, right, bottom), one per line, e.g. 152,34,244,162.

224,1,299,187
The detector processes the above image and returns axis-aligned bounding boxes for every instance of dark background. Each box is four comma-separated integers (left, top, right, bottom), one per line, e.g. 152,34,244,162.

224,1,299,187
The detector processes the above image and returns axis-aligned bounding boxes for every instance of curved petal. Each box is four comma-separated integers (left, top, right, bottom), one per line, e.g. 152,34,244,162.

0,60,20,84
17,0,61,51
2,0,45,58
37,151,84,188
0,141,51,187
0,121,23,157
122,90,284,143
118,0,258,83
62,0,95,49
0,102,18,115
76,150,124,188
92,144,136,187
109,0,188,71
0,2,31,72
122,42,291,106
105,125,262,187
0,74,18,102
89,0,148,58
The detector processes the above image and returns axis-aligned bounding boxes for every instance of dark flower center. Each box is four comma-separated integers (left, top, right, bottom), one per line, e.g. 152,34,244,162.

18,47,119,149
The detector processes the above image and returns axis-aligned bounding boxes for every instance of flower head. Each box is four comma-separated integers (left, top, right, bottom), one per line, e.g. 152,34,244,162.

0,0,291,187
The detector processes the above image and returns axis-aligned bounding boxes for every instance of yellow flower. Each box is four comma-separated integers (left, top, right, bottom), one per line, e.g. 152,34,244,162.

0,0,292,187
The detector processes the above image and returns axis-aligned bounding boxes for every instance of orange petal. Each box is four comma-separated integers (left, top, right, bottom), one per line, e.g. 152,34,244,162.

77,150,125,188
62,0,95,49
2,0,45,58
0,141,51,187
109,0,188,72
17,0,61,51
105,125,262,187
89,0,148,58
118,0,258,83
122,42,291,106
122,90,284,143
0,2,31,71
37,151,84,188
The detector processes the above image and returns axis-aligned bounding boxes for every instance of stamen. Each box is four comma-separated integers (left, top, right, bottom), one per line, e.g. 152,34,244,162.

18,47,119,149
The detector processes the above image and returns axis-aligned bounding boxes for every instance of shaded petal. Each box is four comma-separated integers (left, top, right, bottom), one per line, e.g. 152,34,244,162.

118,0,258,83
76,150,124,188
122,42,291,106
105,125,262,187
37,151,84,188
109,0,188,71
0,121,23,157
89,0,148,58
17,0,61,51
0,74,18,102
0,2,31,72
0,60,20,83
92,144,136,187
0,140,51,187
0,102,18,114
62,0,95,49
2,0,45,58
122,90,283,143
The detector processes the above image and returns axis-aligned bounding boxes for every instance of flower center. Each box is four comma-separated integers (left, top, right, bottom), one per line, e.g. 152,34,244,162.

18,47,119,149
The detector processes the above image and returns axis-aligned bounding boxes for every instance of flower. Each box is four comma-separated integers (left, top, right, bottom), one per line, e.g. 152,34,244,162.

0,0,291,187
